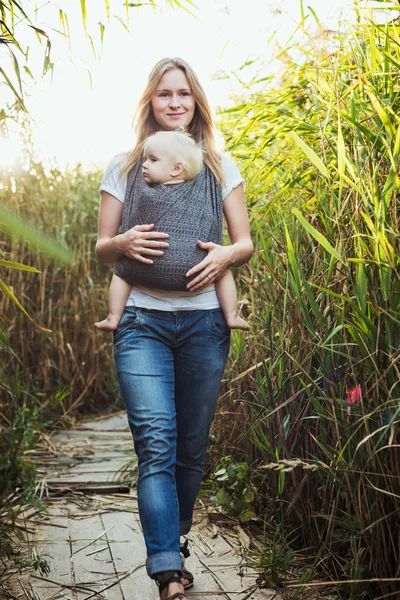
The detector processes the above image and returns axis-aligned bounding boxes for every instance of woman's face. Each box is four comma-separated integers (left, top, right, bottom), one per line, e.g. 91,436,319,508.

151,68,196,131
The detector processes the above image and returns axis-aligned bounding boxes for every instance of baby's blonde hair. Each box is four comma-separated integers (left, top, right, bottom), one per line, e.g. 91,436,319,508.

143,131,203,180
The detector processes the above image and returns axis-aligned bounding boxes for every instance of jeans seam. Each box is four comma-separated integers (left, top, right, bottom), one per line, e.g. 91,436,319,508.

209,310,230,346
113,310,141,348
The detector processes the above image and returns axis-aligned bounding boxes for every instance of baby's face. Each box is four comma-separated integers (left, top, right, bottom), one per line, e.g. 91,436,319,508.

142,143,176,184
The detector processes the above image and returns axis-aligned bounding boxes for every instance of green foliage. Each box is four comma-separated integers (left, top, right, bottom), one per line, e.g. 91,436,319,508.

253,528,294,589
210,456,258,522
0,330,66,570
214,9,400,598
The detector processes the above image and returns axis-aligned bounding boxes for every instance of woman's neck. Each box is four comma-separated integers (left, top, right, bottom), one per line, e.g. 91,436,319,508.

163,179,185,185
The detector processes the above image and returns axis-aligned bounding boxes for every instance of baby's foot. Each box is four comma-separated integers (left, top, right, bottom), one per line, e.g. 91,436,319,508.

226,314,250,330
94,314,121,331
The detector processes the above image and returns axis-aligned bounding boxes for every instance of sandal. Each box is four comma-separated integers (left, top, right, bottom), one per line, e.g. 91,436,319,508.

181,568,193,590
180,540,194,590
155,570,187,600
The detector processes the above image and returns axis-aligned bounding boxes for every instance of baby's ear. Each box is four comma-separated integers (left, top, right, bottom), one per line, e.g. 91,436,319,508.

171,162,184,177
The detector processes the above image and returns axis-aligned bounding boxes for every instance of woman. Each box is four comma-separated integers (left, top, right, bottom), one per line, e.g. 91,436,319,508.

96,57,253,600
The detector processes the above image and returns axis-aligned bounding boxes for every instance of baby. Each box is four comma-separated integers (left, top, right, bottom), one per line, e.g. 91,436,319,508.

95,131,249,331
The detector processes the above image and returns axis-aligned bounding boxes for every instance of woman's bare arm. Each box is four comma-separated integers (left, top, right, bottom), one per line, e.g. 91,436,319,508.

96,192,169,266
186,184,253,291
223,183,253,266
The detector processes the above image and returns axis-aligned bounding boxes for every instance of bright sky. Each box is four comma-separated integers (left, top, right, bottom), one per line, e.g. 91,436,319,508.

1,0,389,170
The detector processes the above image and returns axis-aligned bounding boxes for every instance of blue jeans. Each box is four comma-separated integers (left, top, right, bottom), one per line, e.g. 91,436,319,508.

113,306,230,577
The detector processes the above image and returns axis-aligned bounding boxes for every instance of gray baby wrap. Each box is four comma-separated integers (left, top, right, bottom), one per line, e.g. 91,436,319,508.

114,161,223,291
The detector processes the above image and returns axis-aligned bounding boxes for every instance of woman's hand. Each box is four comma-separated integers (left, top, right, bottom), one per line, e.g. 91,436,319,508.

96,193,169,266
186,241,235,291
116,224,169,265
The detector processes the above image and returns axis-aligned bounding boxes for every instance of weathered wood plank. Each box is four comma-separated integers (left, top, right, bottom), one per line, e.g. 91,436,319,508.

52,431,132,440
46,473,121,483
27,516,72,600
63,462,131,474
77,413,129,432
99,510,151,600
29,515,69,543
71,541,123,600
190,530,281,600
69,511,125,600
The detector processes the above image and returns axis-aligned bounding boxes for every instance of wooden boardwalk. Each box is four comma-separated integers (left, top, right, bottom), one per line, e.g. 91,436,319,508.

8,413,279,600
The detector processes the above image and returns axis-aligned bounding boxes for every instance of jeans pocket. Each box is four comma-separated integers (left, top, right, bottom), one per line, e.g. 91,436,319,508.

113,308,140,347
209,309,231,346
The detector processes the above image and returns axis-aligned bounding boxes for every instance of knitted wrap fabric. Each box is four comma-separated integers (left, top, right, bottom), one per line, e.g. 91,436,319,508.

114,161,223,292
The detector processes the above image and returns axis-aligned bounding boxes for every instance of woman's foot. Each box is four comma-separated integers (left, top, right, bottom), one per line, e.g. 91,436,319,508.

94,313,121,331
160,580,186,600
158,572,187,600
226,313,250,330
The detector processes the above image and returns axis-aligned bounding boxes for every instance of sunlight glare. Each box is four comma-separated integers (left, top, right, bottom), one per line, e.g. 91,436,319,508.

0,135,22,170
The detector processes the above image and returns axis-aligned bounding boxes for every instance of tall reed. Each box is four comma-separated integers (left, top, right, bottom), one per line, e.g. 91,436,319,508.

215,13,400,598
1,159,118,416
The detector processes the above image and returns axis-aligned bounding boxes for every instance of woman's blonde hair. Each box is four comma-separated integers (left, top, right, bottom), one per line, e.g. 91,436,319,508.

143,131,203,180
122,57,224,183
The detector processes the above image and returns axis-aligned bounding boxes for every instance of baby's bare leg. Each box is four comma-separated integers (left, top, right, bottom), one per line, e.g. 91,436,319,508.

94,274,132,331
215,270,249,330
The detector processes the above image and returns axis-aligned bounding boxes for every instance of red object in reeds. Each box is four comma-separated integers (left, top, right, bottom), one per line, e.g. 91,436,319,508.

346,384,362,404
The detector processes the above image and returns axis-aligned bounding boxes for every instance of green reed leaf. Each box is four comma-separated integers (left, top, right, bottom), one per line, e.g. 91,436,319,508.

0,279,51,332
290,131,329,178
0,259,41,272
292,208,345,264
0,204,73,265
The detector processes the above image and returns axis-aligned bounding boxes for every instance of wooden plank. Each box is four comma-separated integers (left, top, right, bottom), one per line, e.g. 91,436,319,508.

69,510,124,600
100,510,144,550
183,551,224,600
71,541,123,600
29,515,69,543
46,442,132,453
104,542,151,600
64,461,131,474
77,414,129,432
69,512,110,542
47,473,125,484
100,510,151,600
47,485,131,496
28,515,72,600
191,531,281,600
180,530,235,600
52,431,132,440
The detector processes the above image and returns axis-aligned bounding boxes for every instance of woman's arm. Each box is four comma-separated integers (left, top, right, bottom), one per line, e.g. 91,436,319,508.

186,183,253,291
96,192,169,266
223,182,254,266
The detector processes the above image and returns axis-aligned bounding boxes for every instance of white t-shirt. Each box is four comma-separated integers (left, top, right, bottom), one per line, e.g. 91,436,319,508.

99,153,244,311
